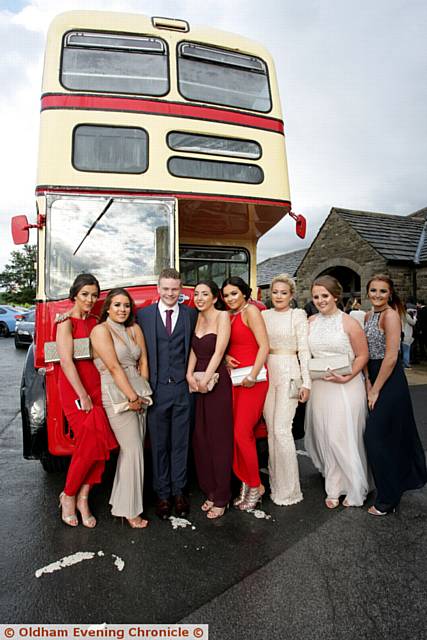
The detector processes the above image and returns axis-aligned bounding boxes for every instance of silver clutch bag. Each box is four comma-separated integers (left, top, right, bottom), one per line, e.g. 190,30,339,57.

230,365,267,387
190,371,220,393
105,376,153,415
308,354,352,380
44,337,92,363
289,378,302,399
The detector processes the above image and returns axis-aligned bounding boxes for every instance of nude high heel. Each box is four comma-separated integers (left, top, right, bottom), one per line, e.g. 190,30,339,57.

76,493,97,528
59,492,78,527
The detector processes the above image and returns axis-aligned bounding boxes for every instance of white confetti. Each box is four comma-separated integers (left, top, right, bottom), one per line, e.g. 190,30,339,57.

248,509,272,520
169,516,193,529
112,554,125,572
35,552,96,578
97,551,105,557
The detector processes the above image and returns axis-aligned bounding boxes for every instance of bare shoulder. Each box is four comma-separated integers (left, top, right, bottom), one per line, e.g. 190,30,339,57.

217,310,231,326
130,322,144,338
91,322,108,337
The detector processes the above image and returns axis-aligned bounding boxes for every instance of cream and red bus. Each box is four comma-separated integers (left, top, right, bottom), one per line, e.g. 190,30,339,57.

12,10,305,470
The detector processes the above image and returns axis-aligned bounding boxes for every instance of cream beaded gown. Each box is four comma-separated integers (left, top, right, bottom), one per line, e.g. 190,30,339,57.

262,308,311,505
305,311,369,506
94,319,146,519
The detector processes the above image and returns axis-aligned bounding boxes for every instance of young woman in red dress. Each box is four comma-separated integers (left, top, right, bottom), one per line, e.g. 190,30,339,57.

55,274,117,527
221,277,269,510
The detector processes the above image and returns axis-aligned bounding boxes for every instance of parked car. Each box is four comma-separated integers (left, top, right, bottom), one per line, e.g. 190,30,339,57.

14,309,36,348
0,305,26,337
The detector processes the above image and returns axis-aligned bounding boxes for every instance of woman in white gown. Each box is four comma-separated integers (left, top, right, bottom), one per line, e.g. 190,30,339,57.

262,274,311,505
305,276,370,508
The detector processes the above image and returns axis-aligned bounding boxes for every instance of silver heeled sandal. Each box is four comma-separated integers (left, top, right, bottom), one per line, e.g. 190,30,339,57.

59,492,78,527
233,482,249,508
76,494,97,528
238,485,265,511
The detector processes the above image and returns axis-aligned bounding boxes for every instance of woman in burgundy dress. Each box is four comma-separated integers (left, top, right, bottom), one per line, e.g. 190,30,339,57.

186,280,233,519
55,274,117,527
221,277,269,510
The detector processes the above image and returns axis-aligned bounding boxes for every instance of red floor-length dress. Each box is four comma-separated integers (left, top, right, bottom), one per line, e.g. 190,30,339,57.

56,316,117,496
228,312,268,488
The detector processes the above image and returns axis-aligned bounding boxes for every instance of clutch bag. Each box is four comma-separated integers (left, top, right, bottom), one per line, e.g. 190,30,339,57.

190,371,220,393
308,354,352,380
44,337,92,364
289,378,302,399
230,365,267,387
106,376,153,415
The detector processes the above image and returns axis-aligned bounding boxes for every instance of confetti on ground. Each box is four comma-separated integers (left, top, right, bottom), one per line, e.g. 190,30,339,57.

35,552,96,578
169,516,194,529
112,554,125,572
248,509,272,520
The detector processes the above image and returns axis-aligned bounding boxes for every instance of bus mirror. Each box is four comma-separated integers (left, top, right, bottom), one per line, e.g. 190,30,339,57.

11,215,30,245
289,211,307,239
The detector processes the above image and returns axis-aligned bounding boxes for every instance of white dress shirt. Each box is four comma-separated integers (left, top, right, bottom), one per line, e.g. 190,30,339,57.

158,299,180,333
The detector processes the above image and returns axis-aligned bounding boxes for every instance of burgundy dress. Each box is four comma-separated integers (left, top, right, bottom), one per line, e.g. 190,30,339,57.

56,316,117,495
192,333,233,507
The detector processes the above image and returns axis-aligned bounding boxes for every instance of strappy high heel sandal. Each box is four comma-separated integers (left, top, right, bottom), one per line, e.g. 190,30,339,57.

126,516,149,529
206,504,229,520
76,493,97,528
201,499,214,512
325,498,340,509
59,492,78,527
239,485,265,511
233,483,249,508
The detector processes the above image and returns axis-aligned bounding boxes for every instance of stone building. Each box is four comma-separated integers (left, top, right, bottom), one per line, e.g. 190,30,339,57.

257,248,307,301
295,206,427,307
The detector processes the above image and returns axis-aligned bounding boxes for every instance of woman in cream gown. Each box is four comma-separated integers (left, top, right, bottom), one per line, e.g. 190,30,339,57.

305,276,370,508
91,288,150,528
262,274,310,506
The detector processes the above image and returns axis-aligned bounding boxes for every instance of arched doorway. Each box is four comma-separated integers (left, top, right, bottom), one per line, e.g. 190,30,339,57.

318,266,361,307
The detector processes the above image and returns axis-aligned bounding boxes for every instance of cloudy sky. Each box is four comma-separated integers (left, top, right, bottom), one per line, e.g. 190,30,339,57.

0,0,426,269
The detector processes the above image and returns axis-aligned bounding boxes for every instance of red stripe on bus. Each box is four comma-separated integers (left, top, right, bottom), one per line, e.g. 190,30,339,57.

41,94,284,134
35,185,291,208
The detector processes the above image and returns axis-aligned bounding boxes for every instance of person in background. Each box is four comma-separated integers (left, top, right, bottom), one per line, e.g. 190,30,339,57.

186,281,233,519
222,276,269,511
55,274,117,528
401,306,417,369
349,299,366,328
364,274,427,516
262,274,310,506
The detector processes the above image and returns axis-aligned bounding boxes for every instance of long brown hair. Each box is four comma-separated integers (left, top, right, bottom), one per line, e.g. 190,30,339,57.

366,274,405,317
99,288,136,326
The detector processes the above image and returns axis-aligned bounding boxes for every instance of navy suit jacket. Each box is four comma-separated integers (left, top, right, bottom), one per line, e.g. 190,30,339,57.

136,303,197,391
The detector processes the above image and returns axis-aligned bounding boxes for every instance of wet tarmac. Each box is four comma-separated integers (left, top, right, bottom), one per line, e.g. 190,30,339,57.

0,337,426,639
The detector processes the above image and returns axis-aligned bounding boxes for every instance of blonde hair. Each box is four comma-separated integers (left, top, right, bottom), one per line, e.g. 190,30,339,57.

270,273,296,295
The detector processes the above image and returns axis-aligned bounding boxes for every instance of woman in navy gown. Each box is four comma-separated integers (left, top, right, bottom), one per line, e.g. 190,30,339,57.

364,274,427,515
186,280,233,519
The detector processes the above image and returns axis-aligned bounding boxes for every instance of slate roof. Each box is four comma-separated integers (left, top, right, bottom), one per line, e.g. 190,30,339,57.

257,248,308,286
333,208,427,262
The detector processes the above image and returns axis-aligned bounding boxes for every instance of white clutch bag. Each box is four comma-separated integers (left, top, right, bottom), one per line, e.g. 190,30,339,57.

105,376,153,414
230,365,267,387
308,354,352,380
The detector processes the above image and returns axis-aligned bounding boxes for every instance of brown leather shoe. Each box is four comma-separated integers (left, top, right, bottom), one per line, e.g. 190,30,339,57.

155,498,172,520
174,494,190,517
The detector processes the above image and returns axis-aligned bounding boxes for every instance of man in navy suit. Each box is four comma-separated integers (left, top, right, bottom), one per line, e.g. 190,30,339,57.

137,268,197,519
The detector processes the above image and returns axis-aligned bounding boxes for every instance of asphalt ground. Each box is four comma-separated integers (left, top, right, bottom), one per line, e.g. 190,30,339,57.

0,337,426,639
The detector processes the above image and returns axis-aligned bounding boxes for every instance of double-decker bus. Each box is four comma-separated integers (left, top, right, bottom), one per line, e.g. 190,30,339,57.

12,10,306,470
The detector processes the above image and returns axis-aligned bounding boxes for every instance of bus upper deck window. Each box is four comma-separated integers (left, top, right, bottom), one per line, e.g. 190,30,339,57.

177,42,271,112
61,31,169,96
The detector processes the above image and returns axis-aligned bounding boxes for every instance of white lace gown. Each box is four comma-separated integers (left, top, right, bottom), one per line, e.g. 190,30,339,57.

304,311,369,506
262,308,311,505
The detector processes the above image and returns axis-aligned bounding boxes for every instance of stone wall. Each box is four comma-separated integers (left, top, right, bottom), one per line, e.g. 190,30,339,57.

295,210,386,308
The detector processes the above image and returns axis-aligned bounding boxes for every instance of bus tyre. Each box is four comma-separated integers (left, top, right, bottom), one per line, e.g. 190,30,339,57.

0,322,10,337
39,451,69,473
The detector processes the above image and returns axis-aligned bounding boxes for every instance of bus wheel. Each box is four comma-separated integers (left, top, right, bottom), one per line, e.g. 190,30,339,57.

40,451,69,473
0,322,10,337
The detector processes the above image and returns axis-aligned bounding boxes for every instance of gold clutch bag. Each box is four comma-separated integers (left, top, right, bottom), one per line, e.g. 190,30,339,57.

44,338,92,363
105,376,153,414
190,371,220,393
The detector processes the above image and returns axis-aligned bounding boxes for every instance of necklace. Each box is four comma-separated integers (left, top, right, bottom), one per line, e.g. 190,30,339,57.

229,302,249,316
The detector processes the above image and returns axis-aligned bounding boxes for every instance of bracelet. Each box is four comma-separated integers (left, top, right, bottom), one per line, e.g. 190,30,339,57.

128,396,139,403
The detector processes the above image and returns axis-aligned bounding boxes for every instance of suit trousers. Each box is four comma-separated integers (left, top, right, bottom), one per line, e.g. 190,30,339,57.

147,381,191,499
